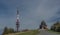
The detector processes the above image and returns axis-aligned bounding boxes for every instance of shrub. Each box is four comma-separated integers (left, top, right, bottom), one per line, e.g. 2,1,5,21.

2,27,15,35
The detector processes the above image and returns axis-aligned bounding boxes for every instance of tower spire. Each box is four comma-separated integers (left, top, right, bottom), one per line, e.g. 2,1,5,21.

16,8,20,32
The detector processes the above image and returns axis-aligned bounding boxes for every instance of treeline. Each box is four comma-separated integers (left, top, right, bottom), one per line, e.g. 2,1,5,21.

50,21,60,32
2,27,29,35
2,27,15,35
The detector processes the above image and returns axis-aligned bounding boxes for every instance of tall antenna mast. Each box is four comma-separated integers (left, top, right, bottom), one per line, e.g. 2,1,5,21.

16,8,20,32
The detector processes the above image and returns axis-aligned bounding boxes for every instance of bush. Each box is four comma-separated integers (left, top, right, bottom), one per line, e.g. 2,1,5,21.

50,21,60,32
56,27,60,32
2,27,15,35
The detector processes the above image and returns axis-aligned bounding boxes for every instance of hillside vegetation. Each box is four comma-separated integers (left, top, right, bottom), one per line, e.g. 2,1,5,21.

51,21,60,32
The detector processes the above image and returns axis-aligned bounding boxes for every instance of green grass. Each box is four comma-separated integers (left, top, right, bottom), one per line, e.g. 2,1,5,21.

18,30,39,35
48,30,60,34
5,30,40,35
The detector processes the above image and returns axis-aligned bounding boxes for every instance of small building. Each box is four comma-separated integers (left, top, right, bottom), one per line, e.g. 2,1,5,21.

39,21,47,29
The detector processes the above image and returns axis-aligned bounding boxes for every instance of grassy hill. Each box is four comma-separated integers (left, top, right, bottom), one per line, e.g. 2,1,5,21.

5,30,39,35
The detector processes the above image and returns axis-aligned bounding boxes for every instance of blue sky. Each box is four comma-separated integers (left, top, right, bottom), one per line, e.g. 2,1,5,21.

0,0,60,30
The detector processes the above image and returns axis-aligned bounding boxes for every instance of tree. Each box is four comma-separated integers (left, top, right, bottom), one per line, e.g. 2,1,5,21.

2,27,8,35
56,27,60,32
2,27,15,35
50,21,60,32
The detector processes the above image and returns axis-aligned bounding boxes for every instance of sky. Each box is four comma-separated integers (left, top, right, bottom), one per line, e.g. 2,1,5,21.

0,0,60,30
